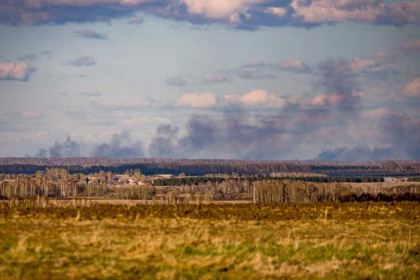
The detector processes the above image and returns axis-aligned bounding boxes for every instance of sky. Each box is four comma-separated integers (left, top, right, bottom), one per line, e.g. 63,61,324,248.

0,0,419,161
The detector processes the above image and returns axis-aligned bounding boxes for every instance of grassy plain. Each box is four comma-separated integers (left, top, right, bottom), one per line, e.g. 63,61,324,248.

0,202,419,279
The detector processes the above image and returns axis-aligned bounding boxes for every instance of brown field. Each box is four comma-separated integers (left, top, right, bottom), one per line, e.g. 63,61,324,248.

0,202,419,279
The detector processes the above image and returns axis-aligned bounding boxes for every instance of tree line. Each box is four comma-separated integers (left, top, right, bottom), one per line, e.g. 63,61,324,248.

154,176,385,186
0,159,419,176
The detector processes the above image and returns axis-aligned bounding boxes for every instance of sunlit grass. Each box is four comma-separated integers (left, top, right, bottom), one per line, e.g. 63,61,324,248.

0,202,419,279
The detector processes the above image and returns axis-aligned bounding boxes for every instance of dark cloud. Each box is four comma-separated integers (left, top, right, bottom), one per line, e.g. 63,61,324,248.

148,124,180,158
64,56,96,67
148,111,315,160
49,136,81,158
92,131,145,159
74,29,107,40
34,148,48,158
228,59,312,81
36,110,419,160
237,72,277,80
313,59,362,111
17,53,37,61
17,51,52,61
316,146,393,161
317,113,420,161
231,61,279,80
380,114,420,159
1,1,418,28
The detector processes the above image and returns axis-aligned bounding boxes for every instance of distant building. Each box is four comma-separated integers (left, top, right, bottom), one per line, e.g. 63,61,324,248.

156,174,174,179
384,177,408,182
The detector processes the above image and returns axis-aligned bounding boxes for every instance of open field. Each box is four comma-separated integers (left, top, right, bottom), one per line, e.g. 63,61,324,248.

0,202,419,279
347,181,420,188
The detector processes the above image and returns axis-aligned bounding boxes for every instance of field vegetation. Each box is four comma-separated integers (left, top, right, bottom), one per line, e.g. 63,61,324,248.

0,202,419,279
0,166,419,279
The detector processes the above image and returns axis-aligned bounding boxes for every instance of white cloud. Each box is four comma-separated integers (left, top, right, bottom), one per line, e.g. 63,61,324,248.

291,0,386,24
311,91,364,108
389,1,420,25
3,0,420,27
265,7,287,17
225,89,294,108
281,58,312,73
182,0,266,21
178,92,217,108
0,62,33,81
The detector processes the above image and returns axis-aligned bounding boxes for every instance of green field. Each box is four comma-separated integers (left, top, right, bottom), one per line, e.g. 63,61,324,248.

0,202,419,279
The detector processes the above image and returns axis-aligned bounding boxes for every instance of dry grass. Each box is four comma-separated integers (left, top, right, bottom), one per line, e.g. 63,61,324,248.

348,181,420,188
0,202,419,279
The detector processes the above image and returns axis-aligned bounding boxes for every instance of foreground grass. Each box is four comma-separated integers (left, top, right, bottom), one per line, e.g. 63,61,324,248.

0,202,419,279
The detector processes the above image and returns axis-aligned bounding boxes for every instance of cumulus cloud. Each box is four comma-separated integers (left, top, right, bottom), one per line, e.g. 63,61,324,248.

402,78,420,97
49,136,81,158
64,56,96,67
1,0,419,28
388,1,420,25
402,39,420,52
91,130,145,158
224,89,295,109
176,90,295,109
291,0,420,25
348,52,395,75
280,58,312,73
264,7,287,18
291,0,387,24
75,29,107,39
311,91,365,110
177,93,217,108
0,62,35,81
182,0,266,22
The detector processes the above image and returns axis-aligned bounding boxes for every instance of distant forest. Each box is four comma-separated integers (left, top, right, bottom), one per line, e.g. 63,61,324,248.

153,176,386,186
0,158,419,176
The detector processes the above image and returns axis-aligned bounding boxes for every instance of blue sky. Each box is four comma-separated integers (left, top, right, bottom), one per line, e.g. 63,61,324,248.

0,0,419,160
